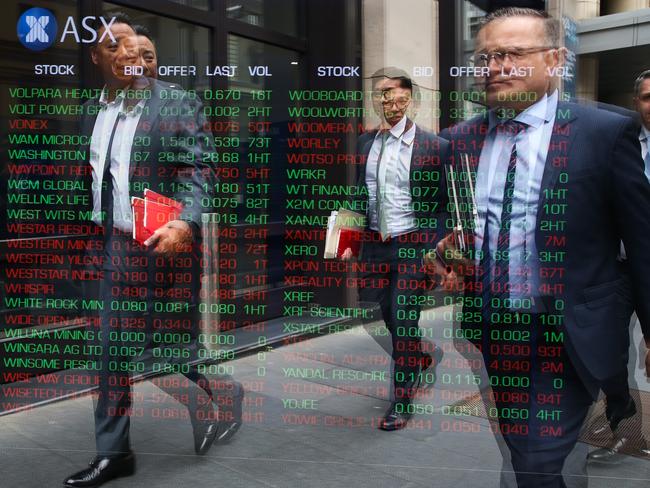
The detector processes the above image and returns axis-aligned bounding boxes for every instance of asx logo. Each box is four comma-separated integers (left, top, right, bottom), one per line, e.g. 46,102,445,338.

17,7,116,51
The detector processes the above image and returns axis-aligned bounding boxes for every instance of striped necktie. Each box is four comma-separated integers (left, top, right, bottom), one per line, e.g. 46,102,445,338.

487,120,527,308
375,130,390,240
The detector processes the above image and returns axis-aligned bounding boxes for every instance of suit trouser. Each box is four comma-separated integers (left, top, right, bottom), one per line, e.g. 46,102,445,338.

479,310,593,488
91,230,214,456
598,261,645,442
358,233,432,404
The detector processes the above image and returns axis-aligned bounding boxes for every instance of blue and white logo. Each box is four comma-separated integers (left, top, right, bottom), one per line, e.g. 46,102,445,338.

17,8,58,51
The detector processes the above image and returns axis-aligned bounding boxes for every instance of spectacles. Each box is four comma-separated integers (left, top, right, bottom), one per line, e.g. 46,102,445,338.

470,46,556,67
378,92,411,108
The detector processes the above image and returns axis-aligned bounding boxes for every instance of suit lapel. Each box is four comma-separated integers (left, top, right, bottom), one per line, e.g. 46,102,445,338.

537,102,578,210
81,99,100,138
409,127,423,183
358,129,378,185
78,99,100,204
461,116,488,171
129,80,163,178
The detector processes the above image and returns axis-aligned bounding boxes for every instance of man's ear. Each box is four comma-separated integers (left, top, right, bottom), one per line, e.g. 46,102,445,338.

90,46,98,66
546,47,565,69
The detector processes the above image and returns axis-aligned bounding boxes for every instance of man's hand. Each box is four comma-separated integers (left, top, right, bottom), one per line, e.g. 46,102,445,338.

423,251,463,290
144,219,193,258
423,251,447,286
340,248,354,261
436,231,473,276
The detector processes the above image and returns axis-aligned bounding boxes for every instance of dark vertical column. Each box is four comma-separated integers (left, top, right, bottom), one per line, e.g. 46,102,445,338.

438,0,457,130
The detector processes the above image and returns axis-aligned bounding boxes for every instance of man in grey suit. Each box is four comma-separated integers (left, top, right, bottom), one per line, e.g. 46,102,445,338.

64,14,225,487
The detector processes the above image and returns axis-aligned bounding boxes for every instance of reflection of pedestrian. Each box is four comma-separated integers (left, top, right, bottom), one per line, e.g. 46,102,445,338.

587,70,650,463
64,14,234,488
132,18,244,447
132,25,157,79
438,8,650,487
343,68,449,431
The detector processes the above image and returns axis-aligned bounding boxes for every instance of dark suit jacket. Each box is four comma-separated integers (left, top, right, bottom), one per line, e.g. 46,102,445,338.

352,123,451,248
440,101,650,385
77,79,215,234
72,79,216,326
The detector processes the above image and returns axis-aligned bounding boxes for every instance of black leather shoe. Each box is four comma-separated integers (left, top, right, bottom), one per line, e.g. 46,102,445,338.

378,402,412,431
606,397,636,432
193,401,220,455
589,397,636,438
194,418,219,455
63,453,135,487
589,421,611,438
419,345,444,390
216,387,244,444
587,437,650,464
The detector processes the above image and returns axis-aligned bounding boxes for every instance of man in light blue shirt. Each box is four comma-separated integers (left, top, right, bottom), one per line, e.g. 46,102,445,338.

587,70,650,463
439,8,650,487
475,90,557,310
344,69,450,431
637,70,650,180
64,16,223,488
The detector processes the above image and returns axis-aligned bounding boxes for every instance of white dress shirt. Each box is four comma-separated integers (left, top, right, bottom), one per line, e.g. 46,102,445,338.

640,125,650,181
365,115,418,239
89,88,145,232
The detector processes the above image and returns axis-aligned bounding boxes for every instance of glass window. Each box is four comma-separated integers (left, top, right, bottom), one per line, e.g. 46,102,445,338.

457,1,487,122
224,35,301,321
167,0,211,11
105,3,211,91
463,1,485,43
226,0,298,37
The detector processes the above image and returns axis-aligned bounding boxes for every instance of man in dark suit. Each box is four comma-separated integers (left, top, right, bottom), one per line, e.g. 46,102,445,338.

131,21,244,447
438,7,650,487
63,15,227,487
587,71,650,463
341,69,450,431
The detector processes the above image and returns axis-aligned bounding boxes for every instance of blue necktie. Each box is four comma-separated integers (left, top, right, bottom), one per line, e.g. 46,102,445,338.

488,120,526,308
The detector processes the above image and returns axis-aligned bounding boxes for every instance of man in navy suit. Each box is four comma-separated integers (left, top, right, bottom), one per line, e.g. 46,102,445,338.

342,69,449,431
64,15,227,488
586,71,650,463
438,7,650,487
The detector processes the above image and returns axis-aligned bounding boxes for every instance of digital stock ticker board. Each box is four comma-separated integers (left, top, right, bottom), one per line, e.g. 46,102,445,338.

2,1,650,488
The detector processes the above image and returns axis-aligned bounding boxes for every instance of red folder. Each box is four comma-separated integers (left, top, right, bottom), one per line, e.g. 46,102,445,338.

337,228,362,258
131,190,184,244
131,197,152,244
323,209,365,259
143,188,184,211
144,199,182,231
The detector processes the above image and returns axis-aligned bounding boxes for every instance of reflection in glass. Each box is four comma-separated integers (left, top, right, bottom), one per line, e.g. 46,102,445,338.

105,3,210,91
227,0,298,36
225,35,300,323
167,0,211,11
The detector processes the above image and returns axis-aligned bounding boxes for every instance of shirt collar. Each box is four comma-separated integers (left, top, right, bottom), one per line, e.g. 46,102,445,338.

124,100,146,117
377,116,416,146
488,89,558,132
98,85,146,116
98,85,125,108
640,125,650,142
